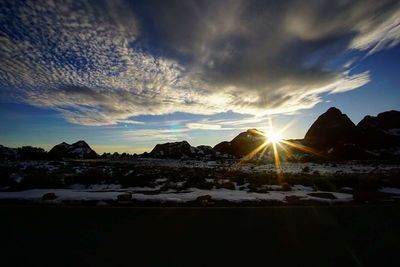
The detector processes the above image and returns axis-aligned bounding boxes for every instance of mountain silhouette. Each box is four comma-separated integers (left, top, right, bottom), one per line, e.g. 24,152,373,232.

149,141,215,159
303,107,357,149
214,129,266,157
48,140,98,159
357,110,400,149
2,108,399,161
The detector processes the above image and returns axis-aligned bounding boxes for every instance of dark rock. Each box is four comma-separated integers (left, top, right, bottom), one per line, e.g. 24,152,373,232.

149,141,193,159
214,129,266,157
213,141,234,155
196,145,215,156
17,146,47,160
48,142,71,159
308,192,336,199
285,195,303,204
195,195,213,205
353,191,387,202
217,181,235,190
48,140,98,159
117,193,132,202
42,192,57,200
281,183,292,191
304,107,357,150
328,144,377,160
0,145,18,160
357,110,400,149
358,110,400,131
149,142,217,159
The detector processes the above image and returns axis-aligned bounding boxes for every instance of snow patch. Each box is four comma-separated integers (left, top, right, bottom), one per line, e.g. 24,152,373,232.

0,185,354,204
379,187,400,195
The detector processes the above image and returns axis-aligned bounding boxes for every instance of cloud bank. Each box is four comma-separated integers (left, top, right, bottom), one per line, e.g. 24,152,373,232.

0,0,399,125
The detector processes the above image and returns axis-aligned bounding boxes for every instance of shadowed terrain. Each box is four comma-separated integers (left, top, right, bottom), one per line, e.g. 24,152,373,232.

2,205,400,267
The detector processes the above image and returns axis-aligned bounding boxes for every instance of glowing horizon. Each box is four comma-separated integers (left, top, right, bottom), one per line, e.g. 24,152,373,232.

0,1,399,151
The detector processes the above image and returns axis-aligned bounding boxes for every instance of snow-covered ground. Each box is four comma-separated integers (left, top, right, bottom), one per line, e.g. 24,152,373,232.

0,186,353,204
0,184,354,204
1,158,399,205
379,187,400,196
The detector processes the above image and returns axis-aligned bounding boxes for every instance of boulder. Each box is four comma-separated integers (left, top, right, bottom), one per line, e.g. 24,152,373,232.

42,192,57,200
195,195,213,205
281,183,292,191
217,181,235,190
285,195,303,204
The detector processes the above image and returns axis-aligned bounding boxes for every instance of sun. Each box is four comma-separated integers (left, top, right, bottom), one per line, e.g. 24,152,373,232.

267,131,282,143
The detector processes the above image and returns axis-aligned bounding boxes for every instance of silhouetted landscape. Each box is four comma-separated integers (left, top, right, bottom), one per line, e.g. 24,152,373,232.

1,107,400,206
1,0,400,266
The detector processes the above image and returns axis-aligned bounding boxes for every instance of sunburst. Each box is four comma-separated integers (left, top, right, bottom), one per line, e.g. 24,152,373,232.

236,116,324,185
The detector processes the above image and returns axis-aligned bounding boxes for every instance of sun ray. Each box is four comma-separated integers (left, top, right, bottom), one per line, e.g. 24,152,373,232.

280,139,325,158
277,142,293,159
239,140,270,163
230,116,325,184
272,142,285,184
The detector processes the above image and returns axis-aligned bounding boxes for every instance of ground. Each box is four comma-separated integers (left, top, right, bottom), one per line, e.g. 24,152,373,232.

2,158,400,266
1,158,400,205
2,204,400,267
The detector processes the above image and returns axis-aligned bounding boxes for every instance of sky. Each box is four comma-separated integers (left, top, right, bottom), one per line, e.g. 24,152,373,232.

0,0,399,154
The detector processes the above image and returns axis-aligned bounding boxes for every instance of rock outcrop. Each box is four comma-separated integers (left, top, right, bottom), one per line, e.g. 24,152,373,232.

214,129,266,157
0,145,18,160
149,141,194,159
304,107,357,149
48,140,98,159
357,110,400,149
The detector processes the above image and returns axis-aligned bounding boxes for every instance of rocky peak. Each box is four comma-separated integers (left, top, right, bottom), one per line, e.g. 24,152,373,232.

356,110,400,149
196,145,215,155
149,141,193,159
304,107,357,149
72,140,89,146
214,128,266,157
358,115,377,129
358,110,400,130
325,107,342,115
70,141,93,152
49,141,98,159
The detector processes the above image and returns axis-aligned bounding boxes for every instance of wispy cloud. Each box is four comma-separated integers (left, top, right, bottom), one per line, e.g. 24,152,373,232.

0,0,399,126
186,123,222,130
120,128,190,142
117,119,145,125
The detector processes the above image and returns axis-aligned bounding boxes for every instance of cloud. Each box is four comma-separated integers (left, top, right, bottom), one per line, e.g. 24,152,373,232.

117,120,145,125
121,128,190,142
186,123,222,130
0,0,399,126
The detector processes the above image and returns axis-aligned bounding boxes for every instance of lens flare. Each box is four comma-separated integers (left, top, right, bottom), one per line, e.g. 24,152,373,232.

267,132,282,143
233,116,324,185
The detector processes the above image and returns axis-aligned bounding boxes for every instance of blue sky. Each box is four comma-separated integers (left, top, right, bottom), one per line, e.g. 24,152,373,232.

0,0,399,153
